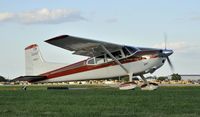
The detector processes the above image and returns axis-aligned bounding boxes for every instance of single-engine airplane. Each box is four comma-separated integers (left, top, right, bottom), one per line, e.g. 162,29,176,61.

15,35,174,90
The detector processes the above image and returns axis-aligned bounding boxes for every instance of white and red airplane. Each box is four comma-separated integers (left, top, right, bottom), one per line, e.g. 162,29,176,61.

15,35,174,90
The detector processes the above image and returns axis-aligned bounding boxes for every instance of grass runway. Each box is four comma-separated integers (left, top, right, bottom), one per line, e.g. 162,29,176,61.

0,85,200,117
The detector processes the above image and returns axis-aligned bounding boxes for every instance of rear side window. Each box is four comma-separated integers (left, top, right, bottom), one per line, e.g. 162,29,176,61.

96,55,105,64
87,58,95,64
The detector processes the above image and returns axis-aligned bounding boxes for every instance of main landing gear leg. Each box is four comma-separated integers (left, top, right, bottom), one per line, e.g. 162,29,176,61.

129,73,133,82
140,75,149,86
140,75,158,91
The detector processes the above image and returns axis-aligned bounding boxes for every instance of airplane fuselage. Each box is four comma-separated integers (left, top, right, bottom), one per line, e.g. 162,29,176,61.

39,50,166,82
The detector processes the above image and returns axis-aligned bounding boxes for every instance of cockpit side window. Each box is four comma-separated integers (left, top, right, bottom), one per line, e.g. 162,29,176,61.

87,49,126,65
112,51,122,59
105,54,112,62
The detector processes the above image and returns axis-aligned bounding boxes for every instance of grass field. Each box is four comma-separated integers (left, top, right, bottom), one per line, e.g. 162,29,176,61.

0,85,200,117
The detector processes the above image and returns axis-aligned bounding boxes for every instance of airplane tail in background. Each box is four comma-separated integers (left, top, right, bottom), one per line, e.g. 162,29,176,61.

25,44,66,76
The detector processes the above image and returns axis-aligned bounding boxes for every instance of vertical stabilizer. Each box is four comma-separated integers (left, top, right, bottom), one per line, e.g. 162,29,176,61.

25,44,67,76
25,44,45,75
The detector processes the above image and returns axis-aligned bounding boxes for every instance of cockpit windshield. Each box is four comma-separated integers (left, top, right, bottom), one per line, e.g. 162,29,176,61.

123,46,139,55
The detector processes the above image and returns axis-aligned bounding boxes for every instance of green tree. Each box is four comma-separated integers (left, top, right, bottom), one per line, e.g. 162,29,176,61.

157,76,168,81
171,74,181,81
0,76,8,82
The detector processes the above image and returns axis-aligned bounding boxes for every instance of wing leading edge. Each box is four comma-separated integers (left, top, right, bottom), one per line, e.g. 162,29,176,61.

45,35,123,57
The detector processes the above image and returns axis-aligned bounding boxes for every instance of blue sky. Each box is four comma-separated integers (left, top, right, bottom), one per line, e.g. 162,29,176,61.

0,0,200,79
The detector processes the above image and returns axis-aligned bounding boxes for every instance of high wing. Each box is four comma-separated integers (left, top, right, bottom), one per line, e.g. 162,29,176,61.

45,35,123,57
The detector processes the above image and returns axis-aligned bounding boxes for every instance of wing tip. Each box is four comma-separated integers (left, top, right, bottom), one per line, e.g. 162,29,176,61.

45,35,70,43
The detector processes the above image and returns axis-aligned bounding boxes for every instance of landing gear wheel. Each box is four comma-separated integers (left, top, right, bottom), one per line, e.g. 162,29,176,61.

119,81,137,90
141,82,158,90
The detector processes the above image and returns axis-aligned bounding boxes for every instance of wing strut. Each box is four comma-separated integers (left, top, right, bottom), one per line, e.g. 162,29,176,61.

100,45,129,74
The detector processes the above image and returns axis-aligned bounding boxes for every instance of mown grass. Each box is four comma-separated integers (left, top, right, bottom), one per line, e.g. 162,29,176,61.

0,86,200,117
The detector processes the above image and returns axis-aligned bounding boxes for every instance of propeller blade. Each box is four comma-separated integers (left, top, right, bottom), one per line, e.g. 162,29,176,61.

166,57,174,72
164,33,167,50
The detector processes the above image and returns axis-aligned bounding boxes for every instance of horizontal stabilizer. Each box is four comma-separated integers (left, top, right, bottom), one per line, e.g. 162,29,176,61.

12,76,47,83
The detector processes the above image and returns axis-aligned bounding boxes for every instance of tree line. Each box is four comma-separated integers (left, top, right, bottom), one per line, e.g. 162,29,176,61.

0,76,9,82
157,73,181,81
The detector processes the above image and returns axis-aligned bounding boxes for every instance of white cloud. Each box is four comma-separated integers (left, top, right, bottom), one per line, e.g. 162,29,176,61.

0,13,14,21
0,8,85,24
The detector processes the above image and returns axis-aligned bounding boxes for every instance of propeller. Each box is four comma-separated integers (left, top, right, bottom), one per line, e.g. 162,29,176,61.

163,33,175,73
